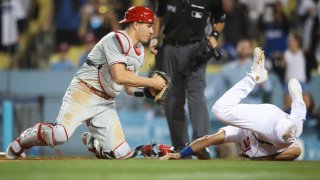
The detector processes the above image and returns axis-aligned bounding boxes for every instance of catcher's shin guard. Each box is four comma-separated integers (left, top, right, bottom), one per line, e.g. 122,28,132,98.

81,132,135,159
5,139,26,160
5,122,68,159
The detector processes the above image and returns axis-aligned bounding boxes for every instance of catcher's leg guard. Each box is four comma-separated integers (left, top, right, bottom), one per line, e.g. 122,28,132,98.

81,132,134,159
5,122,68,160
5,139,26,160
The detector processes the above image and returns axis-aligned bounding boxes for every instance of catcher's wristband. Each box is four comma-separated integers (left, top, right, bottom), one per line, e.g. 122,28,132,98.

179,146,194,158
143,87,155,99
132,87,158,100
211,30,219,40
133,88,145,97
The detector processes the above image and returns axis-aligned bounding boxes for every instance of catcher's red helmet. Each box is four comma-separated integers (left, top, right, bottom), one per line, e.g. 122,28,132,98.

119,6,154,24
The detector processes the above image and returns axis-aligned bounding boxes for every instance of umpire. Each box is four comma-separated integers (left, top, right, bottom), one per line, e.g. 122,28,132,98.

149,0,225,159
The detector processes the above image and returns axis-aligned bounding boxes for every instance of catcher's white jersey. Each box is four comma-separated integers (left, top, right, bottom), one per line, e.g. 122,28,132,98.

76,30,145,96
56,30,145,153
213,76,306,158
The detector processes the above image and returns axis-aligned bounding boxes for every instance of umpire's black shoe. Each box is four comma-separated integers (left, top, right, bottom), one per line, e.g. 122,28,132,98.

195,147,211,160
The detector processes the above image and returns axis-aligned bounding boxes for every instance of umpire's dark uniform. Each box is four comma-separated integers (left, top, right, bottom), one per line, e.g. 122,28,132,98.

154,0,225,156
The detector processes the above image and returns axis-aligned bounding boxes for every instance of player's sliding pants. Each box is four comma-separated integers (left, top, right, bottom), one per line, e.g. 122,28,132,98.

212,76,306,148
9,77,133,159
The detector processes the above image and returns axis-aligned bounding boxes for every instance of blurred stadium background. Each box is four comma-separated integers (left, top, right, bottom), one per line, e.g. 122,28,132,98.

0,0,320,160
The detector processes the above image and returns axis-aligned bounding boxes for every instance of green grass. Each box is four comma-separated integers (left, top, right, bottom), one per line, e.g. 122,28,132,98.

0,158,319,180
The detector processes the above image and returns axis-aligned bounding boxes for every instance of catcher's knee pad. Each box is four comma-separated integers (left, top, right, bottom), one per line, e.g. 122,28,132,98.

19,122,68,149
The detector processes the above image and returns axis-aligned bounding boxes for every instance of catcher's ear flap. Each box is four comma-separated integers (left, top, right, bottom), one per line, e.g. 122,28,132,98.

143,87,155,99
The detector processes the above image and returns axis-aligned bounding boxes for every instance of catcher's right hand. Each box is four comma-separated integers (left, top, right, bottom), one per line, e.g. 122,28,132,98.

149,37,159,55
144,70,172,104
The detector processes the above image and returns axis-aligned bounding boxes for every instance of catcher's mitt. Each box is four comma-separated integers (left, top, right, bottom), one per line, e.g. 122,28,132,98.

144,70,172,104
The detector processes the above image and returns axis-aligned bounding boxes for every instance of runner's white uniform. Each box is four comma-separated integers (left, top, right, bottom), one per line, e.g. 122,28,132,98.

213,76,306,158
56,30,144,156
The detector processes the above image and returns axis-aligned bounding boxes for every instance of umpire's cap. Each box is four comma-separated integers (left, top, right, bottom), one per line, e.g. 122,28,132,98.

119,6,154,24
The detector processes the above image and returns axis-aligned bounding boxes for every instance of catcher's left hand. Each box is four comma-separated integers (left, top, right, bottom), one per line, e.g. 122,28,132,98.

144,70,172,104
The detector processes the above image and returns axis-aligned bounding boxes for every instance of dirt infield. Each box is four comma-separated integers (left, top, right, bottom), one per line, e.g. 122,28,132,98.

0,150,100,161
1,158,319,180
0,155,96,162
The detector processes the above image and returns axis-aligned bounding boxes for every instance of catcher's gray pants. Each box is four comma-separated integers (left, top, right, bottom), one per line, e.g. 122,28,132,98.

156,42,210,150
56,77,128,152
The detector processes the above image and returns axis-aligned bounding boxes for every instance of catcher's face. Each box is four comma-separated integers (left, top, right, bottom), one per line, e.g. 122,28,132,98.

136,23,153,43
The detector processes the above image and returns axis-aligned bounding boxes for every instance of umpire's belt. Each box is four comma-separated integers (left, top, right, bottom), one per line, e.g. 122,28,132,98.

79,80,114,100
164,39,199,47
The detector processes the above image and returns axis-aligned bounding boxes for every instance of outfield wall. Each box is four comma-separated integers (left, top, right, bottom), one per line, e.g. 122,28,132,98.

0,71,319,159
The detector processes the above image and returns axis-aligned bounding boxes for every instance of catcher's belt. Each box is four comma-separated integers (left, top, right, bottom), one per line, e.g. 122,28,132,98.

86,59,102,69
79,80,114,100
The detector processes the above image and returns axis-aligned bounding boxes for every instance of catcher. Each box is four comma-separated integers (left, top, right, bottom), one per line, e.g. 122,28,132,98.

5,6,171,160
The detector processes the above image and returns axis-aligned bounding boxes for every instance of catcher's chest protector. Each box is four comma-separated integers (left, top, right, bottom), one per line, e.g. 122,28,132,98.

98,31,145,97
